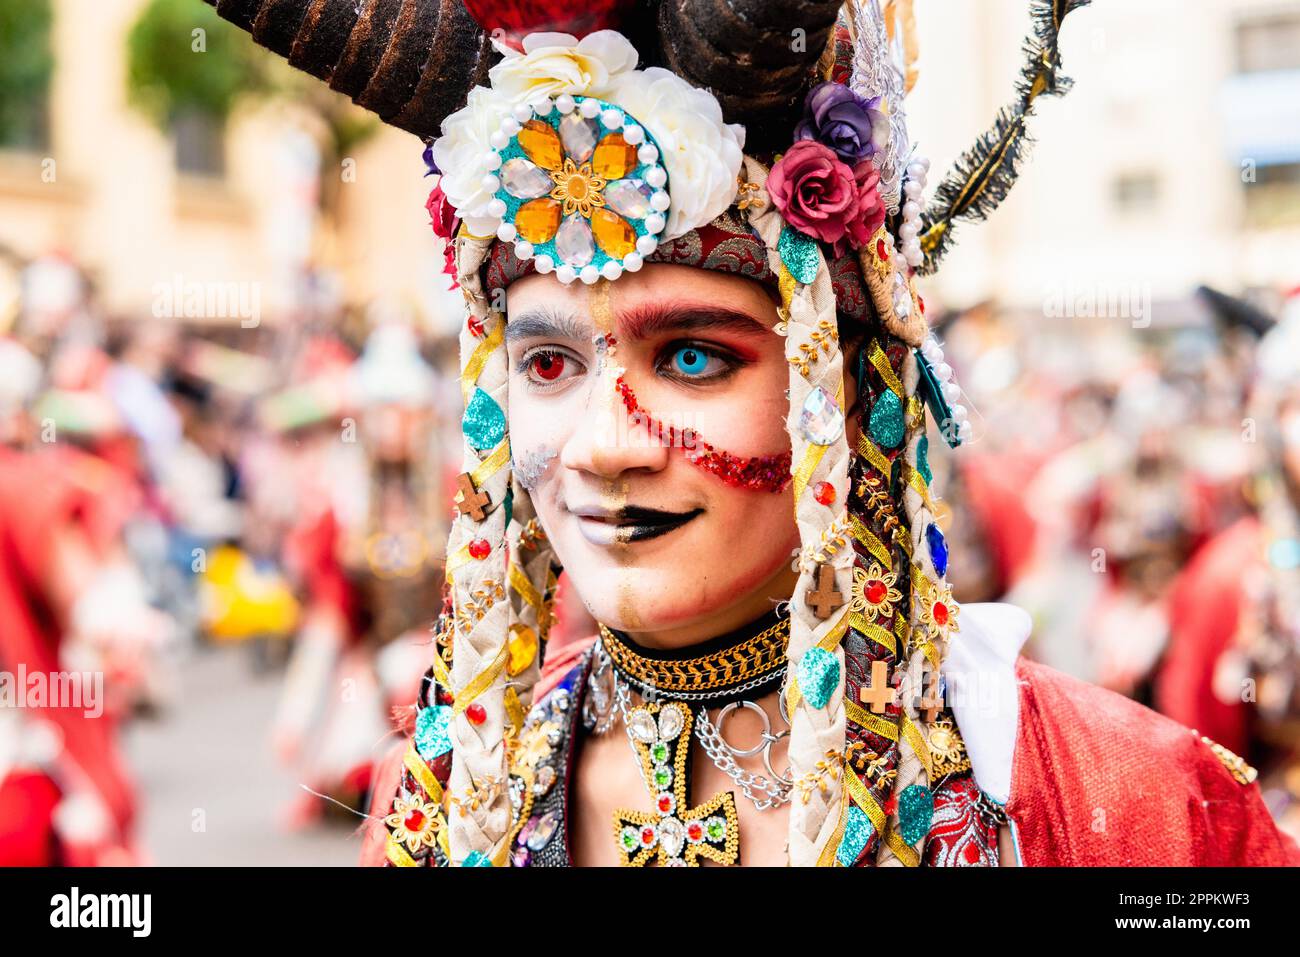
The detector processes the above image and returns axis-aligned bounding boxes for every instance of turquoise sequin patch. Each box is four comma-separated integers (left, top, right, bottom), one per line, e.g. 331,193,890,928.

897,784,934,845
869,390,905,448
462,387,506,451
461,850,493,867
796,647,840,709
778,225,821,284
836,805,875,866
917,435,932,485
415,705,454,759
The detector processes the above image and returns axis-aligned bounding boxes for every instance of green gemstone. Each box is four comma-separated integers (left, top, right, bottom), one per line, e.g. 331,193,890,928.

706,818,726,841
651,743,669,764
653,766,672,789
621,827,638,850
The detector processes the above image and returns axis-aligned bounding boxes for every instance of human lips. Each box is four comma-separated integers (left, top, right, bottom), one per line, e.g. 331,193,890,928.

567,503,704,545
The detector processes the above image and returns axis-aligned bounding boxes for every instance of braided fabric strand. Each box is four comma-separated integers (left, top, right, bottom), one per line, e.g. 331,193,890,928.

740,155,851,866
444,230,513,863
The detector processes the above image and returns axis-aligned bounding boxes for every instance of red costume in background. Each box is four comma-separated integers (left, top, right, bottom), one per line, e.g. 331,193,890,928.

1154,516,1260,757
0,446,138,865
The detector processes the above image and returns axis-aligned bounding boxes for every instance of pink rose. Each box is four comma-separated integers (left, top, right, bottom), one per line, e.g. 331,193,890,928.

836,162,888,258
768,140,860,247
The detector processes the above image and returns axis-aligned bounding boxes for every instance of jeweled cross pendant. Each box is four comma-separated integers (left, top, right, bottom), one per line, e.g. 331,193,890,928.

612,702,740,867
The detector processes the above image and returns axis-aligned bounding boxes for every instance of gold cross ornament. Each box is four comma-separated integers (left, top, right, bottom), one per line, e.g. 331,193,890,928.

612,702,740,867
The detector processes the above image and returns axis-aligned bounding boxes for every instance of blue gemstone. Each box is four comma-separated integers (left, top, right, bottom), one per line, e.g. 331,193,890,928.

836,804,875,866
926,523,949,578
796,647,840,709
461,850,493,867
462,387,506,451
778,224,821,284
869,390,905,449
897,784,934,845
415,705,454,759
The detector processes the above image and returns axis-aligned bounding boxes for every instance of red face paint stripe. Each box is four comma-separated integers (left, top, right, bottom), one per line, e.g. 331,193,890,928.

615,376,791,493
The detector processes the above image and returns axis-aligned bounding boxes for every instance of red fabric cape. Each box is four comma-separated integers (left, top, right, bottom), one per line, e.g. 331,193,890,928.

1009,657,1297,866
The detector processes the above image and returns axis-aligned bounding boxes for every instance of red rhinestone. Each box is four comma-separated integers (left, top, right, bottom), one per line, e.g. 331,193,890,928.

468,539,491,560
467,316,484,338
687,821,704,842
933,601,949,626
466,703,487,725
813,481,836,506
437,688,454,705
866,580,888,605
640,827,656,846
403,808,426,832
657,795,673,813
877,238,888,261
918,295,926,315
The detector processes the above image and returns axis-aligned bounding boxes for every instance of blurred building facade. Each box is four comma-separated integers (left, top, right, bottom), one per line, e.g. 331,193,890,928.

909,0,1300,317
2,0,1297,332
0,0,458,332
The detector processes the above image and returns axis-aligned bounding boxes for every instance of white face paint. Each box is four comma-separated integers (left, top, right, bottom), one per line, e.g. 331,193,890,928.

504,264,811,649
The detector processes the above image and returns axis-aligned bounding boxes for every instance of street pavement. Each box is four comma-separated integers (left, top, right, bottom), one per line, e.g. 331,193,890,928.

124,643,364,866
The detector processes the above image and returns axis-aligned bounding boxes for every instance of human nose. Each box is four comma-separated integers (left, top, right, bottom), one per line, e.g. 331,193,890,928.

558,381,671,480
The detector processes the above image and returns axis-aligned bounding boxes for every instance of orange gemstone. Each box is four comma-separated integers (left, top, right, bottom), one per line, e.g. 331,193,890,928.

515,197,562,243
566,174,589,200
591,208,636,258
866,580,888,605
813,481,836,505
592,131,638,179
518,120,563,170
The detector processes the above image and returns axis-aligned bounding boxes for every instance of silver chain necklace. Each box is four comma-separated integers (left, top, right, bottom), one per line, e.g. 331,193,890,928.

588,639,794,810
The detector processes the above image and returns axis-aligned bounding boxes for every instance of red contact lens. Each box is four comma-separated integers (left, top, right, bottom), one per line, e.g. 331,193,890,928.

532,353,565,380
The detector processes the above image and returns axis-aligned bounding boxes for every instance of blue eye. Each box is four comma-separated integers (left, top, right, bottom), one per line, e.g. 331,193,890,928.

673,347,710,376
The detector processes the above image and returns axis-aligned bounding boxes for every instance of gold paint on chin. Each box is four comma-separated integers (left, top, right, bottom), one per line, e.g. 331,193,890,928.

617,578,643,630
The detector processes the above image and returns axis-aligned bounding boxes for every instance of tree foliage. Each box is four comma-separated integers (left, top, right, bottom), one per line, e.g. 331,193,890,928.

126,0,269,126
0,0,55,147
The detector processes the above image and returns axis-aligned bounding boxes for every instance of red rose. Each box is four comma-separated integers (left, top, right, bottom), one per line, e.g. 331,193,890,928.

836,162,888,258
425,179,457,239
768,140,860,247
425,179,460,288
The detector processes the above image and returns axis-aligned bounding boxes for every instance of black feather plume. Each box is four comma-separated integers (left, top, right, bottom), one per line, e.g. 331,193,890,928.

916,0,1090,274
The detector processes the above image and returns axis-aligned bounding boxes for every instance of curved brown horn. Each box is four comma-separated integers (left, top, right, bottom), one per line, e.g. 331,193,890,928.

656,0,842,154
205,0,497,139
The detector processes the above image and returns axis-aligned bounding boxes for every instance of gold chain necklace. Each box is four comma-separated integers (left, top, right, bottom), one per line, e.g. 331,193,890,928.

597,616,790,696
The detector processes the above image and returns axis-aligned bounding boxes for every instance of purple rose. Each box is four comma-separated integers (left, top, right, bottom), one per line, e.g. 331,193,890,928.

422,142,439,177
793,82,889,163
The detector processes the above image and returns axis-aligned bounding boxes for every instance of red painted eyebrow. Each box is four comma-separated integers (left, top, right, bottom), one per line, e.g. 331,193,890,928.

615,303,775,341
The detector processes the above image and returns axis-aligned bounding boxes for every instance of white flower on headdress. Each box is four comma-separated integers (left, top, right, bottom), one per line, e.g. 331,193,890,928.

609,67,746,240
488,31,638,106
431,86,511,235
431,32,746,250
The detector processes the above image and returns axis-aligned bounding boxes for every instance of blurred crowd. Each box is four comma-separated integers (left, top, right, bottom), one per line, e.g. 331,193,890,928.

1,243,1298,865
0,247,468,865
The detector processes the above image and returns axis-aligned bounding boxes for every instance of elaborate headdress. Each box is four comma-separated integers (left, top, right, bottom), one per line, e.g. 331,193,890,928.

209,0,1090,866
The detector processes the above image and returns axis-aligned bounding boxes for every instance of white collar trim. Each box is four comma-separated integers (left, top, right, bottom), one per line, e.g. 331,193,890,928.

940,602,1032,804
